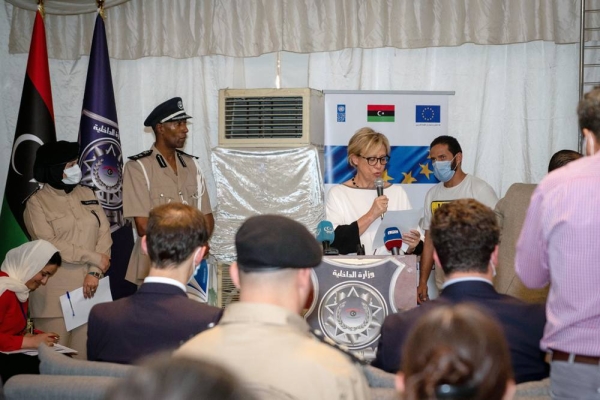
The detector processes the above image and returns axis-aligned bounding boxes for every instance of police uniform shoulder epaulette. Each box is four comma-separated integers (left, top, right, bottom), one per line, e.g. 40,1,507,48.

128,149,153,161
175,149,199,159
21,186,42,205
175,150,198,168
311,329,367,365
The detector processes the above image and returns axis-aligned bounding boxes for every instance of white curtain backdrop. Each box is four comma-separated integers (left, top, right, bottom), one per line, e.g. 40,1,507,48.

8,0,580,60
0,0,580,208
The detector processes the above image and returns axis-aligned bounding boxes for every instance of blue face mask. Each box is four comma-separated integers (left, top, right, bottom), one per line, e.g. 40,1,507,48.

188,248,202,283
433,156,457,182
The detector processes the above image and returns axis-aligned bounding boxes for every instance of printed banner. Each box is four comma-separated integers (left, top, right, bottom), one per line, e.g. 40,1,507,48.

304,255,417,361
324,91,452,210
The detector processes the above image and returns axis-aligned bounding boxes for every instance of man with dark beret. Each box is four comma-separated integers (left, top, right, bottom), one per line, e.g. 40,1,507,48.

176,215,370,400
122,97,213,285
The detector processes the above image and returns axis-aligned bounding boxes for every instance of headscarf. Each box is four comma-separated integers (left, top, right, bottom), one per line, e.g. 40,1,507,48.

0,240,59,302
33,141,80,193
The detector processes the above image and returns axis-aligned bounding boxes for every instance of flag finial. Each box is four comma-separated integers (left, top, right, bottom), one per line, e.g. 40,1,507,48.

97,0,105,19
37,0,45,18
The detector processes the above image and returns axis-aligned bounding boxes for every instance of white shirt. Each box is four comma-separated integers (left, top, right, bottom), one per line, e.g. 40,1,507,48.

422,174,498,230
144,276,187,293
326,184,412,255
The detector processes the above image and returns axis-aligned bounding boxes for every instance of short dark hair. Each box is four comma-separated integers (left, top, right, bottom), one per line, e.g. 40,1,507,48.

548,149,581,172
106,355,254,400
146,203,209,268
430,135,462,156
430,199,499,274
47,252,62,267
577,86,600,139
401,304,513,400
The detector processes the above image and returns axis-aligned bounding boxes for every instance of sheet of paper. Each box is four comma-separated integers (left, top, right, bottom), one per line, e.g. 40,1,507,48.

59,276,113,331
372,208,424,250
1,343,78,356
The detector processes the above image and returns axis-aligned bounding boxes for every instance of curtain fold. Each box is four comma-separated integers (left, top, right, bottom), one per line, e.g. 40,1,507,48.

8,0,580,60
6,0,130,14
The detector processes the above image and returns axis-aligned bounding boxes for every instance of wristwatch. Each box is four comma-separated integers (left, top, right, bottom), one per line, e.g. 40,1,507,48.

88,271,103,279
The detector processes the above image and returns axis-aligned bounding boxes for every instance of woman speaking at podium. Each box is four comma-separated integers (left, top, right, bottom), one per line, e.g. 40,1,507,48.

325,127,422,255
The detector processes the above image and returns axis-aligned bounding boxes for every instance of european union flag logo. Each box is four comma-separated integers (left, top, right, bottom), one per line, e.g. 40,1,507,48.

416,105,441,123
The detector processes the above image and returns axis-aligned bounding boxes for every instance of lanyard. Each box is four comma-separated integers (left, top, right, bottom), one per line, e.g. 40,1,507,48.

17,301,32,335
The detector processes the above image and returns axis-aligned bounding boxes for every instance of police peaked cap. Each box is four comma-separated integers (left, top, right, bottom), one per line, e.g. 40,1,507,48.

144,97,192,127
235,215,323,271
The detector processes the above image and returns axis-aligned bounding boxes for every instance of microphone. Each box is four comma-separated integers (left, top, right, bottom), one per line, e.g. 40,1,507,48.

384,227,403,255
375,177,384,220
316,221,339,255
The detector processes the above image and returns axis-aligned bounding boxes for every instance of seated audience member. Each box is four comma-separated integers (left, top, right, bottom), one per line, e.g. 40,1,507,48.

176,215,370,400
0,240,61,383
494,149,581,302
105,354,254,400
87,203,222,364
372,199,548,384
397,303,516,400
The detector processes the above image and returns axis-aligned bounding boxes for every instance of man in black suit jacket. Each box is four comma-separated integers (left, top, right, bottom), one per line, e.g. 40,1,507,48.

87,203,222,364
372,199,548,384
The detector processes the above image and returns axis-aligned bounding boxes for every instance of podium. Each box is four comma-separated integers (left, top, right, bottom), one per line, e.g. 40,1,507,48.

304,255,417,361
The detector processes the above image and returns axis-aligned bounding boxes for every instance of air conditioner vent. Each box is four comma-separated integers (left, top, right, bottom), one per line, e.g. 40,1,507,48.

224,96,304,139
219,88,324,148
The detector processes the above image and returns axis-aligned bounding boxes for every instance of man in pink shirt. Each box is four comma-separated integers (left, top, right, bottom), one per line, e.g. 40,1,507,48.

516,87,600,399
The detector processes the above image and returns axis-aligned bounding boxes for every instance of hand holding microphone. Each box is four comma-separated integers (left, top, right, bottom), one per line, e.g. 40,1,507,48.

374,178,385,220
384,227,403,255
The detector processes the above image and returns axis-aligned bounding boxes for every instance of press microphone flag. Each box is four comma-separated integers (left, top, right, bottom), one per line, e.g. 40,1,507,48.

316,220,339,255
384,227,403,255
375,177,384,220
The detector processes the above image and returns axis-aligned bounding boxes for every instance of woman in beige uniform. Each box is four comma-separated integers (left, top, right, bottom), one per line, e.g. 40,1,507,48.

24,141,112,359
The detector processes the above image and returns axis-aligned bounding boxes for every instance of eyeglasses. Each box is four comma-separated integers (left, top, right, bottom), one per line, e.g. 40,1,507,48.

360,155,390,166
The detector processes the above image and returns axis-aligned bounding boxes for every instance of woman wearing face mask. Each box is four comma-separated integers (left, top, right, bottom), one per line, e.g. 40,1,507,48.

0,240,62,383
23,141,112,359
325,127,423,255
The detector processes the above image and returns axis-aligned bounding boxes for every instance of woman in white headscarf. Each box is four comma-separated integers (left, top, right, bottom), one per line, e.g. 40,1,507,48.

0,240,62,384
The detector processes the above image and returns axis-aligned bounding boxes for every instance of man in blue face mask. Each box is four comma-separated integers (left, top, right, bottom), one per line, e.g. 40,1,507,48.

417,135,498,304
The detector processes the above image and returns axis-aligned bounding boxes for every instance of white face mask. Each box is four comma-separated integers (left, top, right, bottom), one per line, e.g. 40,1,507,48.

62,164,82,185
490,260,497,278
188,248,202,283
583,134,596,157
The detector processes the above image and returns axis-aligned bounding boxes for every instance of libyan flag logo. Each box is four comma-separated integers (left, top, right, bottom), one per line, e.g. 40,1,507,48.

367,105,395,122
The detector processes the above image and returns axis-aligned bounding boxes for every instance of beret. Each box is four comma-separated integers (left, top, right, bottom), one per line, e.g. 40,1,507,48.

235,215,322,271
34,141,79,167
144,97,192,127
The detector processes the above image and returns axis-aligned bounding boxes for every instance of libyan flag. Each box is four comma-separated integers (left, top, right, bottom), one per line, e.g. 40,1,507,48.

367,104,395,122
0,10,56,263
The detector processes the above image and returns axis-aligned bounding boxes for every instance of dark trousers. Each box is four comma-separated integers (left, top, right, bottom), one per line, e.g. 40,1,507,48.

0,353,40,384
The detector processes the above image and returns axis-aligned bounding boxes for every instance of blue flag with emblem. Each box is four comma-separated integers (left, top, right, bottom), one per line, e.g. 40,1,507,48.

78,12,135,299
324,145,438,185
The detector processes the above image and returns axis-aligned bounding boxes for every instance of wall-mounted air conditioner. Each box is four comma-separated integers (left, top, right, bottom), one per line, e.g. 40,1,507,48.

218,88,324,148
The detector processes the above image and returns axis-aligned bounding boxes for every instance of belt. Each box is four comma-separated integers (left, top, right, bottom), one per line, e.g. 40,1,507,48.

548,350,600,365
